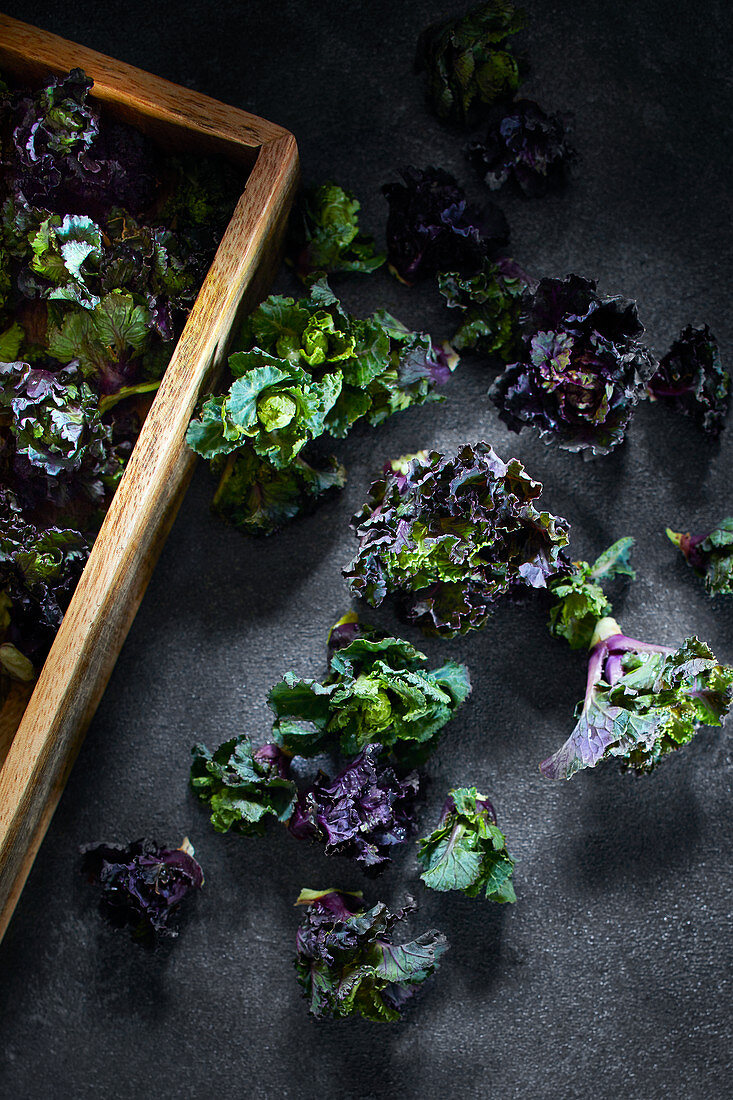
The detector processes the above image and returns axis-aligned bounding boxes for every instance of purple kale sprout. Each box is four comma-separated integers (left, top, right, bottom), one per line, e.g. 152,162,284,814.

490,274,656,454
668,530,708,572
288,743,419,871
59,121,157,218
0,359,125,509
294,889,368,975
539,624,675,780
81,837,204,941
252,741,293,776
10,69,99,198
0,488,89,660
344,443,570,637
648,324,729,435
8,70,155,218
382,166,508,285
540,617,733,779
425,340,459,385
296,888,364,929
466,99,575,197
0,360,98,476
294,888,448,1020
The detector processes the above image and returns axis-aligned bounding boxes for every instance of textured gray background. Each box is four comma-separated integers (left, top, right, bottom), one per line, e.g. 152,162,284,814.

1,2,732,1097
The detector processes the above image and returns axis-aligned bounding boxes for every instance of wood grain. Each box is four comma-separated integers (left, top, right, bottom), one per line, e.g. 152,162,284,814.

0,13,282,160
0,14,299,942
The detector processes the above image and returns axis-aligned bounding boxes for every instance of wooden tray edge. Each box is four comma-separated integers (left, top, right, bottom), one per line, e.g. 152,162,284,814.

0,12,289,148
0,28,299,941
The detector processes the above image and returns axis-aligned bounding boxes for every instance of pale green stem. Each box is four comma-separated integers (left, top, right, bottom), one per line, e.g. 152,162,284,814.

99,380,161,415
590,616,622,648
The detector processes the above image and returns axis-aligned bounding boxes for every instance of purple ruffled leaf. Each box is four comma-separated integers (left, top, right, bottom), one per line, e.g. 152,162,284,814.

383,166,508,285
345,443,569,637
648,324,729,435
288,743,419,870
491,274,656,454
466,99,575,197
81,837,204,941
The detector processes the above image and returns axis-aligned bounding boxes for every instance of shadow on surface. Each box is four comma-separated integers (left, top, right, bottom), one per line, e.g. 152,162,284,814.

568,766,701,891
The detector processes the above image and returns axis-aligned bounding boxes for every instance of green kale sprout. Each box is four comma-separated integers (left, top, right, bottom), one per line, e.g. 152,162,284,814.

187,279,456,535
438,257,529,361
548,537,635,650
190,737,297,836
416,1,525,127
269,616,471,765
417,787,516,901
287,182,385,280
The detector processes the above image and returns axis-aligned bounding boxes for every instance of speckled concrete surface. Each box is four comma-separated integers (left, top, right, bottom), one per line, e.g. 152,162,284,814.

0,2,731,1097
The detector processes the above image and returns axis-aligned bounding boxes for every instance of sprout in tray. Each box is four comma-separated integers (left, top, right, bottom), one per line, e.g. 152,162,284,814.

0,579,36,706
81,837,204,942
415,1,525,127
45,290,157,396
0,64,243,671
418,787,516,901
667,518,733,597
0,359,124,506
382,166,508,285
0,488,89,671
344,443,569,637
465,98,574,197
294,888,448,1021
8,68,155,214
21,212,103,309
540,617,733,779
648,324,729,435
490,275,657,454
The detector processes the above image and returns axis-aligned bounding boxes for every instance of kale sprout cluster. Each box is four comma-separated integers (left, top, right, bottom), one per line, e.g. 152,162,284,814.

191,616,471,871
0,66,241,689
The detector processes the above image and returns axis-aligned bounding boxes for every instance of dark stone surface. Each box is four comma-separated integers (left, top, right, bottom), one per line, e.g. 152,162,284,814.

1,2,732,1097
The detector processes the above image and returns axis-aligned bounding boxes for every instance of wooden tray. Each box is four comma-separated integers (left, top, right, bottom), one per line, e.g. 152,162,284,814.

0,13,299,941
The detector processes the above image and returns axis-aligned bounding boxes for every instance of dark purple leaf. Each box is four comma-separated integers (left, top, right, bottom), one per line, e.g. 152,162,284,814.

288,743,419,871
648,324,729,434
466,99,574,196
490,274,656,454
81,837,204,941
383,166,508,285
